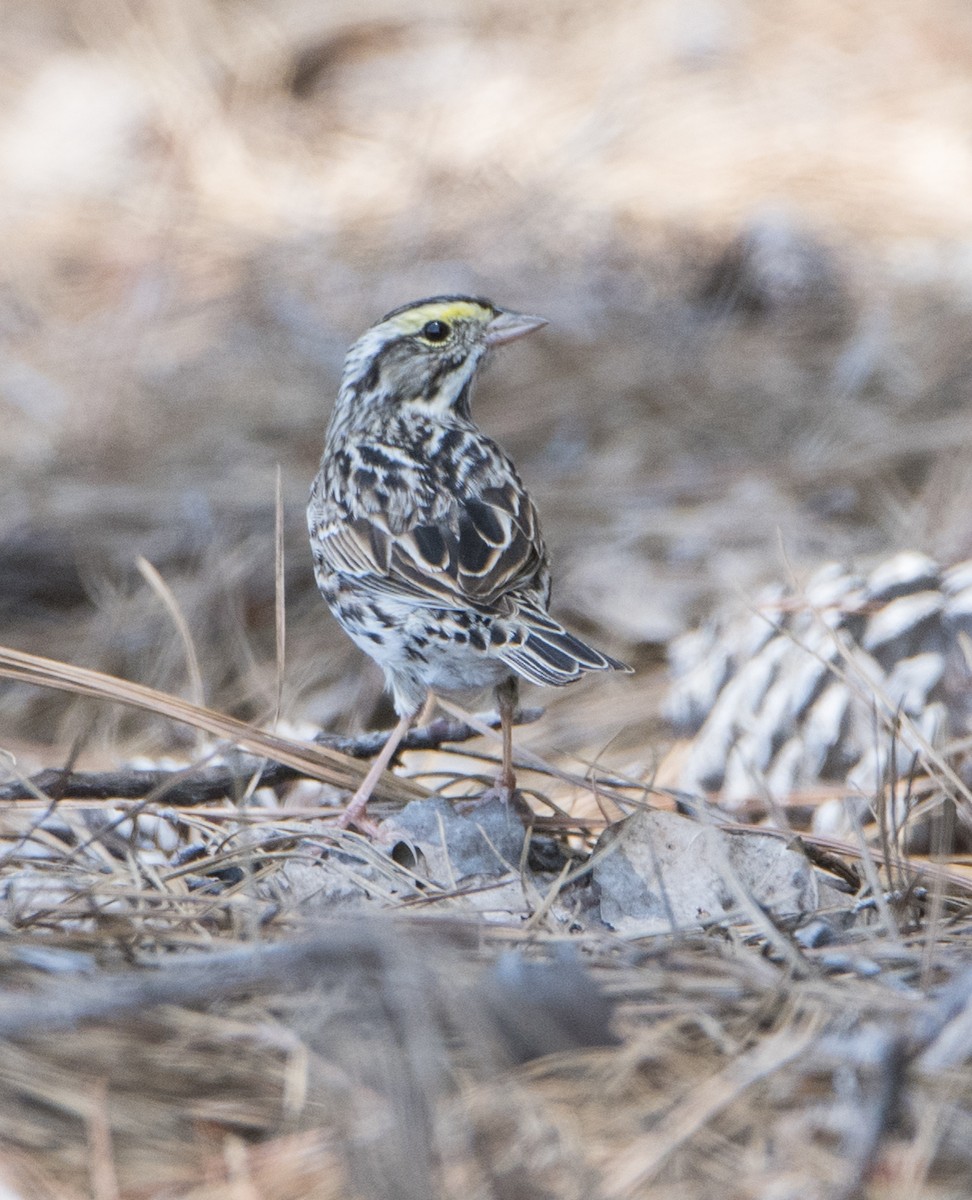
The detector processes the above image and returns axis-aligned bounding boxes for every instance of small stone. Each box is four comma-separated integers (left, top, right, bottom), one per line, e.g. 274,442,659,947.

379,795,528,885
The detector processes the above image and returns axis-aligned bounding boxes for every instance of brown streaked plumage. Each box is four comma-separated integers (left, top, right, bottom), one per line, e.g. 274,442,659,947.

308,295,630,827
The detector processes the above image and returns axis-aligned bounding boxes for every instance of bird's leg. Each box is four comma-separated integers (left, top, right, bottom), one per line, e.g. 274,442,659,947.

338,705,419,831
495,676,520,794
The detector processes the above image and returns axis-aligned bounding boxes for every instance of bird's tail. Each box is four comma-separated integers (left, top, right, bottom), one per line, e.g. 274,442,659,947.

498,609,632,687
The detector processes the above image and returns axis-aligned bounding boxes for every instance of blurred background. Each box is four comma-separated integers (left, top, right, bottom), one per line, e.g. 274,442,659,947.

3,0,972,772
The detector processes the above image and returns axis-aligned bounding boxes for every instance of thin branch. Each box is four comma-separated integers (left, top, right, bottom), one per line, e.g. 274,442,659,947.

0,710,543,806
273,464,286,726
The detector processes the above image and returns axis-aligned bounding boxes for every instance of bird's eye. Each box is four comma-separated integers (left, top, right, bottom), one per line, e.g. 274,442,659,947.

421,319,450,342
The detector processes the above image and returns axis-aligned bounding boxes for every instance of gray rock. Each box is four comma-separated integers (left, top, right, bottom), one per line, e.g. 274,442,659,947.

593,809,818,936
379,795,528,885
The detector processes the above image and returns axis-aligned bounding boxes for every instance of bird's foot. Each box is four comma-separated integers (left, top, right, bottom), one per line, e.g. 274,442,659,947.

334,787,382,837
335,809,382,837
483,767,514,799
477,783,512,804
475,774,531,817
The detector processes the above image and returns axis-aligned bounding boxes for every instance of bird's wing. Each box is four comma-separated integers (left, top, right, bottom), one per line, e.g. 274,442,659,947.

315,480,547,613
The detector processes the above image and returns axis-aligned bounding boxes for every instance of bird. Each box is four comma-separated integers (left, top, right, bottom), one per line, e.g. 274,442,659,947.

308,295,631,828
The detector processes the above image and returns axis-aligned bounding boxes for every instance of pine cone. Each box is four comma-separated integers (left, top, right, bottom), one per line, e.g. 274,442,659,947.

666,551,972,807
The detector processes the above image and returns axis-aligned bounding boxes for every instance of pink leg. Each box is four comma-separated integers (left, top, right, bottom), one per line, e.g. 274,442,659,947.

338,708,417,830
495,677,519,793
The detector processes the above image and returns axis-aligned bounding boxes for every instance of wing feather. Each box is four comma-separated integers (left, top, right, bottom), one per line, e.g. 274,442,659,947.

314,479,547,614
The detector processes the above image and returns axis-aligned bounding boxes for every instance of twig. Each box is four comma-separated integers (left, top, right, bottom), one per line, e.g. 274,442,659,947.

834,1031,907,1200
0,921,491,1039
0,710,542,806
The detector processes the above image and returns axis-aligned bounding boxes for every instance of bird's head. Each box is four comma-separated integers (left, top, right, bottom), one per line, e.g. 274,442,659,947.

334,296,547,428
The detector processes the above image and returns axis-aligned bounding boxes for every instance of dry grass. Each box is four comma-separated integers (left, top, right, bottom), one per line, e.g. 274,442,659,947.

0,648,971,1197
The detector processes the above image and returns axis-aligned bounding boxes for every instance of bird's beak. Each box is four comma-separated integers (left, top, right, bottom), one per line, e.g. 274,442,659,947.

484,309,548,347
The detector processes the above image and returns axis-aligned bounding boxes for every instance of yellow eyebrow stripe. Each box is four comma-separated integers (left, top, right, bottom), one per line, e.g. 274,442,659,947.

387,300,488,334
